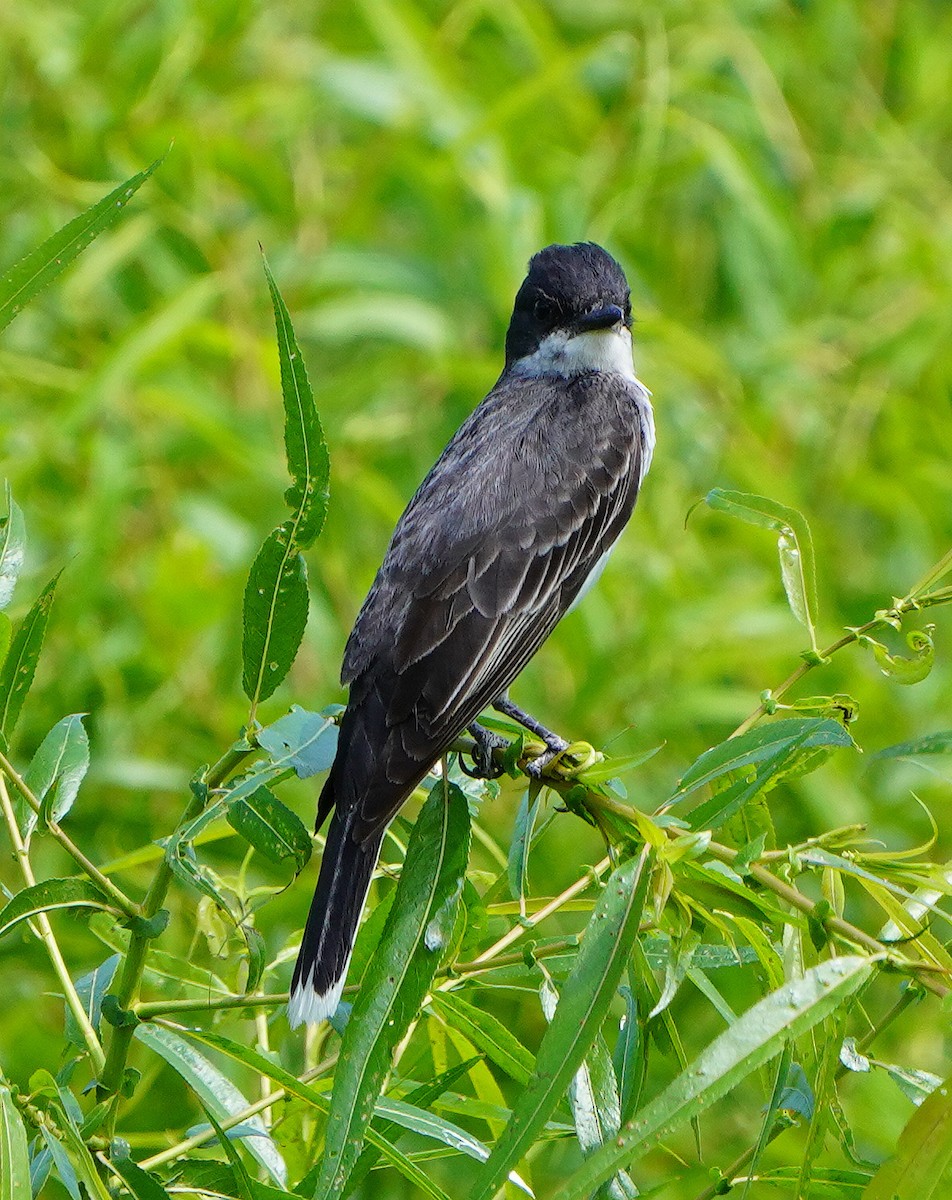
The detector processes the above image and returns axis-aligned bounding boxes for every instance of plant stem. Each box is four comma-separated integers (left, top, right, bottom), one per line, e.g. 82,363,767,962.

731,585,952,739
0,775,106,1073
133,991,288,1019
0,747,139,919
98,741,254,1099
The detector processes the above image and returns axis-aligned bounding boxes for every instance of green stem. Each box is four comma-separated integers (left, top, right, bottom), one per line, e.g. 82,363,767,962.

0,748,139,919
133,991,288,1019
0,776,106,1073
98,741,255,1099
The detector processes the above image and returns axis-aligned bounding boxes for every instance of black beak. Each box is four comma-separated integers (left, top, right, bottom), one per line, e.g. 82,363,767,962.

577,304,625,332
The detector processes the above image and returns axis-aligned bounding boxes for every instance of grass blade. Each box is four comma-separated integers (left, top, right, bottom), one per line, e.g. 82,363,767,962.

468,845,654,1200
0,155,165,332
315,778,470,1200
560,956,875,1200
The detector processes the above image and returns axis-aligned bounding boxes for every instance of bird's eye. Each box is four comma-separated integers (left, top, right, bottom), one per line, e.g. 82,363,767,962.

533,296,557,322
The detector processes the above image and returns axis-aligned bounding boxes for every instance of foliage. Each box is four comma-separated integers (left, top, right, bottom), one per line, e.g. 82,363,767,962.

3,3,952,1199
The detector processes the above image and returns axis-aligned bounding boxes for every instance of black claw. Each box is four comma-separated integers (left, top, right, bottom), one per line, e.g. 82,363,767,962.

461,723,510,779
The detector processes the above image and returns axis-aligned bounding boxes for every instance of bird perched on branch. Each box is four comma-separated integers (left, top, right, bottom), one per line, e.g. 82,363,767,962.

288,242,654,1027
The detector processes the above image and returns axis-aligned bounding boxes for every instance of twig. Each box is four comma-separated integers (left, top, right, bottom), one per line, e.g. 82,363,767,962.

0,747,139,919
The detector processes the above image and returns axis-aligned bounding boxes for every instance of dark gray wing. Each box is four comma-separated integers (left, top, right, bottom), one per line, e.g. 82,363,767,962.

335,370,650,841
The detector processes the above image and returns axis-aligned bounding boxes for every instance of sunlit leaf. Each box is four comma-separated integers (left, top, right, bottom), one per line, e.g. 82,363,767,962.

860,626,935,686
255,705,339,777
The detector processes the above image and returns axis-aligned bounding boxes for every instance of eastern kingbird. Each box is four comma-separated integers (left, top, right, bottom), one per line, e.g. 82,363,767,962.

288,242,654,1027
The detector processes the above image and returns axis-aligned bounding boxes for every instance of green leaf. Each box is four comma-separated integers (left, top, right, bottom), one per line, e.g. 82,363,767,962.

241,523,308,706
262,256,330,549
874,731,952,759
0,879,117,940
226,784,312,870
507,784,541,909
0,1083,30,1200
864,1066,952,1198
0,155,165,332
706,488,821,652
132,1025,287,1187
860,626,935,686
674,718,853,799
64,954,120,1048
23,714,89,835
0,485,25,611
39,1127,81,1200
468,846,654,1200
560,956,874,1200
0,571,61,746
429,990,535,1085
176,1027,454,1200
255,705,339,777
108,1147,172,1200
315,779,470,1200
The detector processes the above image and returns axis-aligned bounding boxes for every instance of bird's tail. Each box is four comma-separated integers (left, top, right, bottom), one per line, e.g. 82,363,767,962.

287,790,384,1028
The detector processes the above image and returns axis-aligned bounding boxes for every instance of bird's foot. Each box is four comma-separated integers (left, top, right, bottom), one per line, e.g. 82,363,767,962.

525,734,571,779
459,722,510,779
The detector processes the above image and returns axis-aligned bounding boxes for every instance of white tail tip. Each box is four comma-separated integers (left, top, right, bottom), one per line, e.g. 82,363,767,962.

287,968,347,1029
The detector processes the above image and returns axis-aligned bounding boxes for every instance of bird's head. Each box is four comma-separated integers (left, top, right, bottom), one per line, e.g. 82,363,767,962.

504,242,634,378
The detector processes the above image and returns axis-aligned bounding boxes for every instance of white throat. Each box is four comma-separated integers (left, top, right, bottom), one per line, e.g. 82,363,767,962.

513,324,636,381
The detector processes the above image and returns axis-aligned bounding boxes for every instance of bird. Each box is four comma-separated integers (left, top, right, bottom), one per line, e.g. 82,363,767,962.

288,242,655,1027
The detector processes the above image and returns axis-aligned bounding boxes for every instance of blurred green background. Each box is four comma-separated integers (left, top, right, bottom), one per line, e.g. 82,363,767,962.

3,0,952,1186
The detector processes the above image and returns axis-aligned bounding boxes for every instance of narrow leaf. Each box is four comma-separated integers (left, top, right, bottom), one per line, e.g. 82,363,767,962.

0,155,165,331
226,785,311,870
0,485,25,611
38,1127,81,1200
108,1150,172,1200
241,523,308,706
177,1027,453,1200
315,780,470,1200
874,731,952,759
468,846,654,1200
864,1066,952,1198
0,1084,30,1200
64,954,120,1048
430,990,535,1085
0,879,116,940
133,1025,286,1187
560,956,875,1199
673,718,853,801
262,256,330,548
0,572,61,745
706,488,820,650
